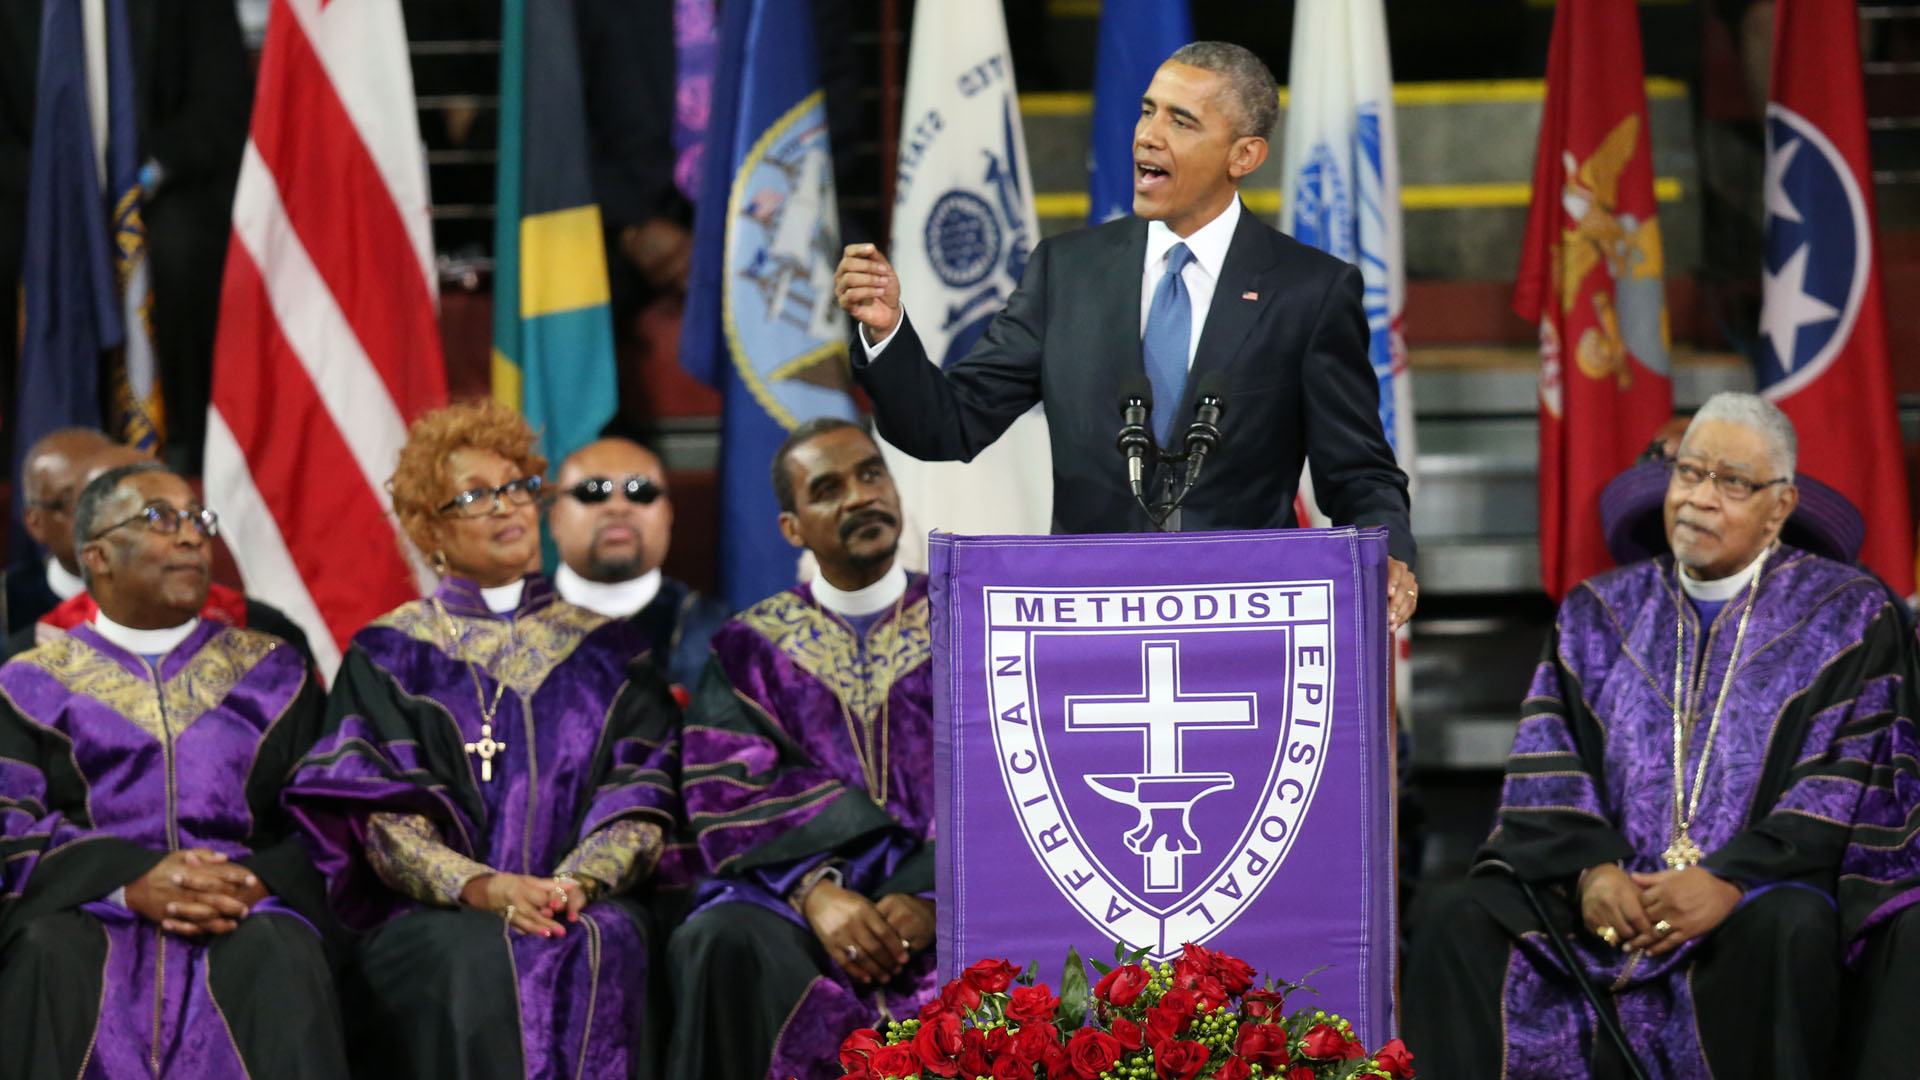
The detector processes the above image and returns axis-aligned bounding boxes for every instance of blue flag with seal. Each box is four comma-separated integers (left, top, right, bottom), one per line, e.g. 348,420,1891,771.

682,0,856,610
491,0,618,496
11,0,125,564
1087,0,1191,225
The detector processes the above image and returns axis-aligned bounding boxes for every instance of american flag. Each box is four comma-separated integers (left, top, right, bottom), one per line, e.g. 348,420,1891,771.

203,0,446,678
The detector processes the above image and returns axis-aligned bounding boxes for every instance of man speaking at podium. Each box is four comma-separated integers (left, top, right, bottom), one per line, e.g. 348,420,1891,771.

835,41,1419,629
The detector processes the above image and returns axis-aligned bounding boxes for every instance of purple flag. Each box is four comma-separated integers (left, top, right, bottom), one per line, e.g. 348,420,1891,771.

929,528,1396,1047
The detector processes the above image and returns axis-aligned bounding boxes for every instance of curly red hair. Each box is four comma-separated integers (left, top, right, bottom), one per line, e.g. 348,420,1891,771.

388,399,547,558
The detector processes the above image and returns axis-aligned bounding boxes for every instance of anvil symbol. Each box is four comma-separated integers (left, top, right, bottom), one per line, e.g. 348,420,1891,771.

1065,640,1257,893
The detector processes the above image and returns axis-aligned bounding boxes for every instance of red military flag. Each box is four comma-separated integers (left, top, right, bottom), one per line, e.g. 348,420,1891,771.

1516,0,1672,601
1761,0,1912,595
203,0,447,678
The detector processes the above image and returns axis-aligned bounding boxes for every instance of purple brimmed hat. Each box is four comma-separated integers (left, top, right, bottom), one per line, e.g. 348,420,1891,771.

1599,458,1866,565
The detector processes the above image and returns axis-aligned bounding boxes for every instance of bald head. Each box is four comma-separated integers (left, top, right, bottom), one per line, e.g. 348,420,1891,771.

551,438,674,582
21,429,116,572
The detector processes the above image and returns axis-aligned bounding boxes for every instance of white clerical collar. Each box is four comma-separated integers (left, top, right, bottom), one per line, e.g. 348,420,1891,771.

481,579,526,614
45,557,85,602
93,610,198,656
555,564,662,618
1678,546,1771,601
1145,196,1241,281
810,563,907,617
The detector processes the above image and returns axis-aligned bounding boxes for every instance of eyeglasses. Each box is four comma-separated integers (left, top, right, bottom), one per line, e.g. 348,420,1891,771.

1667,460,1789,502
565,476,664,506
438,475,543,518
88,503,220,541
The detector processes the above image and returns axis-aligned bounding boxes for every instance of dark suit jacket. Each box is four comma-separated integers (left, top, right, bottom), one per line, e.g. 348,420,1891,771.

852,204,1416,565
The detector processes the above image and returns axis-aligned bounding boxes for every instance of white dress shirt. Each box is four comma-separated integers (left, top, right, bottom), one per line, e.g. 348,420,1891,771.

93,611,198,657
45,558,86,603
861,197,1244,373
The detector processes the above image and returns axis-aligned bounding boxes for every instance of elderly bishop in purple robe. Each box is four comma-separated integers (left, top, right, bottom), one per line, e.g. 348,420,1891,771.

1403,392,1920,1079
0,462,347,1078
284,402,686,1080
666,418,940,1080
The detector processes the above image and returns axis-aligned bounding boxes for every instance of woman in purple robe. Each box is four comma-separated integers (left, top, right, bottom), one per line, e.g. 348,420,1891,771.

1403,395,1920,1079
284,401,686,1080
666,419,941,1080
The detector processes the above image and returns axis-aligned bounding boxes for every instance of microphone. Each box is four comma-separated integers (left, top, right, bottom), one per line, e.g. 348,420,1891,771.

1181,373,1226,489
1115,375,1154,501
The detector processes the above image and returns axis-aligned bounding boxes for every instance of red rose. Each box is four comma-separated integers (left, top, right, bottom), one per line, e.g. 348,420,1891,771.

989,1058,1031,1080
1239,989,1285,1020
1111,1018,1145,1052
1153,1039,1211,1080
1170,959,1205,991
1042,1042,1075,1080
914,1011,966,1077
1300,1025,1365,1061
1192,977,1227,1014
1284,1069,1315,1080
983,1027,1012,1055
1158,989,1198,1020
1094,964,1151,1007
943,979,984,1015
1012,1024,1058,1064
845,1065,874,1080
1066,1028,1124,1078
957,1045,992,1079
1144,1007,1184,1045
1006,985,1061,1025
842,1028,886,1069
965,959,1023,996
871,1043,923,1079
1234,1023,1290,1069
1210,1060,1251,1080
1374,1038,1416,1079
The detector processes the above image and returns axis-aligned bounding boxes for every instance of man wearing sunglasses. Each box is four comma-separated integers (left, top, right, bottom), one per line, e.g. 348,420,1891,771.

548,437,730,697
0,462,348,1077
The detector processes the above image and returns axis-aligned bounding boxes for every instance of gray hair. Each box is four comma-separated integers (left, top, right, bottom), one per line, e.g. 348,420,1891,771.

1166,41,1278,143
1682,392,1797,481
72,461,168,585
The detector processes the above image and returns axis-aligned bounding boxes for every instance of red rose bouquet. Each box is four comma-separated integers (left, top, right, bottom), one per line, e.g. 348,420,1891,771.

834,942,1414,1080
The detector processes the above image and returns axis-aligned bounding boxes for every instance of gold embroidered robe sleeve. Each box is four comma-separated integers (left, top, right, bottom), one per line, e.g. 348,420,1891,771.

553,819,664,897
363,811,495,906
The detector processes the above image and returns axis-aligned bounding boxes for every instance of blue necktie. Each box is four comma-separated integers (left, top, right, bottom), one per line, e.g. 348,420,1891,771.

1142,242,1195,446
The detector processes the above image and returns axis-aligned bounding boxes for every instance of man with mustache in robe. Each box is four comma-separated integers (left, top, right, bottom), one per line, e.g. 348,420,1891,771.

666,418,940,1080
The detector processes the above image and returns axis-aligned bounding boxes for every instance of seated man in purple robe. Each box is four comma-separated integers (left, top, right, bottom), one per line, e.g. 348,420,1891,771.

667,418,939,1080
283,400,686,1080
1402,392,1920,1079
0,461,347,1078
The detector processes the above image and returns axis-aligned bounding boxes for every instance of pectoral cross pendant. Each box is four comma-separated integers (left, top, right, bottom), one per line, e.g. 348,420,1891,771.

1662,834,1704,870
465,723,504,783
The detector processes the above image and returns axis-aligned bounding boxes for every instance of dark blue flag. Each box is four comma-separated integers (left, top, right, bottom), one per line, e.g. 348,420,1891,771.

10,0,128,564
1087,0,1192,225
682,0,856,610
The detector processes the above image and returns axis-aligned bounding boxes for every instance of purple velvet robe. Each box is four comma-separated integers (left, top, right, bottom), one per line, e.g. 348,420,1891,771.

682,575,941,1079
0,621,326,1079
284,574,684,1080
1482,547,1920,1077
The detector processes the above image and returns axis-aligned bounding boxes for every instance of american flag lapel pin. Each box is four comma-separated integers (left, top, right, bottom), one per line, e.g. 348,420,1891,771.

1242,290,1259,301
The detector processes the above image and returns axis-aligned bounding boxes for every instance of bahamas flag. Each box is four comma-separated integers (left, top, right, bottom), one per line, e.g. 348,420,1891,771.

682,0,856,610
491,0,617,477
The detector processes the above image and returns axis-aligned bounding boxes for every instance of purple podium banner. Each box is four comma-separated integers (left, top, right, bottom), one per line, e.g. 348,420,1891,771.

929,527,1396,1046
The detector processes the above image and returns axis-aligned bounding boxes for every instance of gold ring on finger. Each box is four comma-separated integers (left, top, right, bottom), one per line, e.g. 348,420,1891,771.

1595,925,1619,946
1653,919,1673,936
503,904,517,923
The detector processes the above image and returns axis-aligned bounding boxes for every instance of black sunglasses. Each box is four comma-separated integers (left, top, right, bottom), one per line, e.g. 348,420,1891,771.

565,476,664,506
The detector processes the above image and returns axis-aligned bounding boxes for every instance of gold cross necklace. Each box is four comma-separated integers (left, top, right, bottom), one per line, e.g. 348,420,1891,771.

433,596,511,783
1663,548,1768,869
